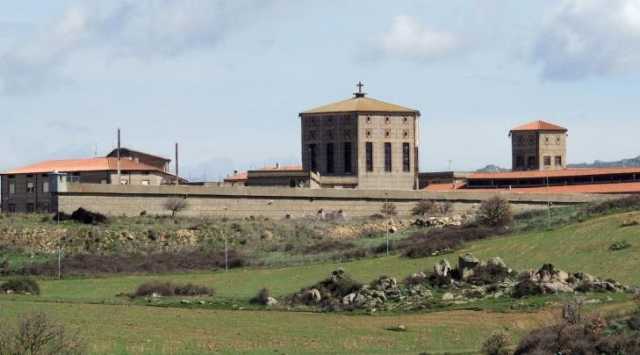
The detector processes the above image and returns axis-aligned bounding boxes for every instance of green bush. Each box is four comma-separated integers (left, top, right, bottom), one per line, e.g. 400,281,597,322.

0,277,40,295
133,281,213,297
481,330,512,355
477,197,513,227
609,240,631,251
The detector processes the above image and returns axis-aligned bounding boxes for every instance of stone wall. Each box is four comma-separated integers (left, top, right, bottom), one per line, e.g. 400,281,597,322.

56,183,610,219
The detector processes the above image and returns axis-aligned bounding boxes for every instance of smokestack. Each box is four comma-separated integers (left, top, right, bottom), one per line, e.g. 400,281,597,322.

117,128,121,184
175,142,179,185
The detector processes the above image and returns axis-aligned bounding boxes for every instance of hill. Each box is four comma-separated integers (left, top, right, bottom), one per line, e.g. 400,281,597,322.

569,155,640,168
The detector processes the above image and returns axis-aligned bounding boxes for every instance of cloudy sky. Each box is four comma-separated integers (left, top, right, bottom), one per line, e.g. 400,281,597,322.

2,0,640,179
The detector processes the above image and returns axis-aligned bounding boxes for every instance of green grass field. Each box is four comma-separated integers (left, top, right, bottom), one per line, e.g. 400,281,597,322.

1,211,639,354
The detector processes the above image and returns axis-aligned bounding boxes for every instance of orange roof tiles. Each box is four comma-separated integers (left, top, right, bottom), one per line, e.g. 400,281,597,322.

511,120,567,132
425,181,640,194
5,158,163,175
469,167,640,180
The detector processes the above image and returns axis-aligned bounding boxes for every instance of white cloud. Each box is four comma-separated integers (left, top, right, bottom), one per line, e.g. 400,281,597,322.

533,0,640,80
0,0,271,95
371,15,459,61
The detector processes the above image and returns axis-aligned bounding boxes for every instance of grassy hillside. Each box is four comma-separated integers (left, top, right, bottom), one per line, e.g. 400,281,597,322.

1,210,639,354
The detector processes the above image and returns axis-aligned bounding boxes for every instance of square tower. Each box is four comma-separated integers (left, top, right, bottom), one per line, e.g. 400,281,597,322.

510,120,567,171
299,83,421,190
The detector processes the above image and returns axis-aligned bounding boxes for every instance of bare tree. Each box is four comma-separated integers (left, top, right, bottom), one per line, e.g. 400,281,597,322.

163,198,188,218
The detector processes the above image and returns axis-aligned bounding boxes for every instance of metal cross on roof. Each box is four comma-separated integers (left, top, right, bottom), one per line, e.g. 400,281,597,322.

354,81,366,97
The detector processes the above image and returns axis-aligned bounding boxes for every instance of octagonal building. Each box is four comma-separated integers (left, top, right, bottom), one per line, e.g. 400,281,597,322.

299,84,420,190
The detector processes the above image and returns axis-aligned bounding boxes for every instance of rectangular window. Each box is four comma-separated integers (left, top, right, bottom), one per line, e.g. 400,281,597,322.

42,181,49,193
384,143,392,172
555,156,562,166
544,156,551,166
402,143,411,172
365,142,373,172
26,181,35,193
516,156,525,168
326,143,334,174
308,144,317,172
343,142,352,174
9,182,15,194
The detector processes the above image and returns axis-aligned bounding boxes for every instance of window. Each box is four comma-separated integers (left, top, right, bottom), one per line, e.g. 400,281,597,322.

516,156,525,168
555,156,562,166
9,182,15,194
343,142,352,174
26,203,35,213
544,156,551,166
365,142,373,172
527,156,537,169
326,143,334,174
402,143,411,172
385,117,390,124
384,130,390,138
308,144,317,172
403,116,408,123
384,143,392,172
26,181,35,193
42,181,49,193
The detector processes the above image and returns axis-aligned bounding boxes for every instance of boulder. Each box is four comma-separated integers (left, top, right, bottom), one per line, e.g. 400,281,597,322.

305,288,322,303
342,293,357,305
442,292,455,301
487,257,507,269
458,253,480,280
542,281,575,294
266,297,279,306
434,259,452,278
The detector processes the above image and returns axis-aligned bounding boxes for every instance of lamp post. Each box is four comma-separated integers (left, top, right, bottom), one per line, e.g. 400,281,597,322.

223,207,229,272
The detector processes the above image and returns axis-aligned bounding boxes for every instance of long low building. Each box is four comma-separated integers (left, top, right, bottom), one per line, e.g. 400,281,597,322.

1,148,182,213
423,167,640,194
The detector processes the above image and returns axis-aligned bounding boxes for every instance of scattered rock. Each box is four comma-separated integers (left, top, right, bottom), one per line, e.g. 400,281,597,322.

266,297,278,306
386,324,407,332
433,259,452,278
442,292,455,301
458,253,480,280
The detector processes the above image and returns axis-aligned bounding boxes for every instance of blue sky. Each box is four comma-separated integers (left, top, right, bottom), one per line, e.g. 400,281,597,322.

2,0,640,180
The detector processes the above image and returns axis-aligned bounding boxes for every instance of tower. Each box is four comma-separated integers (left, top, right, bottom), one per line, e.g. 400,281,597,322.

510,120,567,171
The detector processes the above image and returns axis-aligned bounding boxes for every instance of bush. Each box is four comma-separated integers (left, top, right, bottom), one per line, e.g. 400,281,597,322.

412,200,436,216
0,277,40,295
250,288,271,305
164,198,188,217
609,240,631,251
53,208,107,225
482,330,512,355
585,195,640,215
0,312,85,355
477,197,513,227
399,225,504,258
380,202,398,217
133,281,213,298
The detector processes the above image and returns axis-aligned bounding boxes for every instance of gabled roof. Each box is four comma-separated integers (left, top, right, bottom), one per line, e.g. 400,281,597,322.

106,147,171,162
301,95,420,115
511,120,567,132
4,158,165,175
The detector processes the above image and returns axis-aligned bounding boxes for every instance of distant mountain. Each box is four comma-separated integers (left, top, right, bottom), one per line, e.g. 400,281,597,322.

569,155,640,168
476,164,510,173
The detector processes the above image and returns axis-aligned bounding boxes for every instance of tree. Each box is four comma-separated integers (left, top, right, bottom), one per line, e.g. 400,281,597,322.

163,198,188,218
411,200,436,216
380,202,398,217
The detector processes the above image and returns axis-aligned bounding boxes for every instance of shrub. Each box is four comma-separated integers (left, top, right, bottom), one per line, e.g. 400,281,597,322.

380,202,398,217
399,225,504,259
164,198,188,217
585,195,640,215
609,240,631,251
412,200,436,216
0,277,40,295
437,201,453,215
53,208,107,224
477,197,513,227
482,330,512,355
0,312,85,355
133,281,213,298
250,288,271,305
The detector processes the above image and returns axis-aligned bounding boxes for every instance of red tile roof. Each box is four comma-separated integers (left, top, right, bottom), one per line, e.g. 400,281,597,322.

511,120,567,132
4,158,164,175
424,181,640,194
469,167,640,180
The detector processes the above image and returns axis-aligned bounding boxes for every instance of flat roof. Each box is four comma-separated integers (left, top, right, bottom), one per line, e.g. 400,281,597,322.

469,167,640,181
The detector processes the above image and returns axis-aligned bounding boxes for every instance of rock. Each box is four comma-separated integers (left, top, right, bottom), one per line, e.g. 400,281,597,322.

342,293,357,305
151,292,161,298
458,253,480,280
198,300,206,305
180,299,191,304
542,281,575,294
386,324,407,332
487,257,507,269
463,286,486,298
388,225,398,234
442,292,455,301
306,288,322,303
266,297,278,306
434,259,452,278
5,289,14,295
260,230,274,241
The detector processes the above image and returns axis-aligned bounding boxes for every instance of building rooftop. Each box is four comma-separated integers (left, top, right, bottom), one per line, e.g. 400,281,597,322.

224,164,303,183
106,147,171,162
424,181,640,194
469,167,640,180
4,157,165,175
510,120,568,133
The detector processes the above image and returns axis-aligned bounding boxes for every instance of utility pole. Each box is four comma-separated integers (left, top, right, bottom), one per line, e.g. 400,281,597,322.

223,207,229,272
175,142,179,185
116,128,121,184
57,247,63,280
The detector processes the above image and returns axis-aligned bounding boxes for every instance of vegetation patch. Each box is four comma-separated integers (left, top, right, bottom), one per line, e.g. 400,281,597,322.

0,312,85,355
132,281,214,298
0,277,40,295
609,240,632,251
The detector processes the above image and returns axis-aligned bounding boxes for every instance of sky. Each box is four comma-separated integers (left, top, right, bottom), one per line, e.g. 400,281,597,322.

1,0,640,180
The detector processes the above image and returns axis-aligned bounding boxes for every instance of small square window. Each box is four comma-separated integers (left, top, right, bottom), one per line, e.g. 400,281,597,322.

544,156,551,166
385,130,390,138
